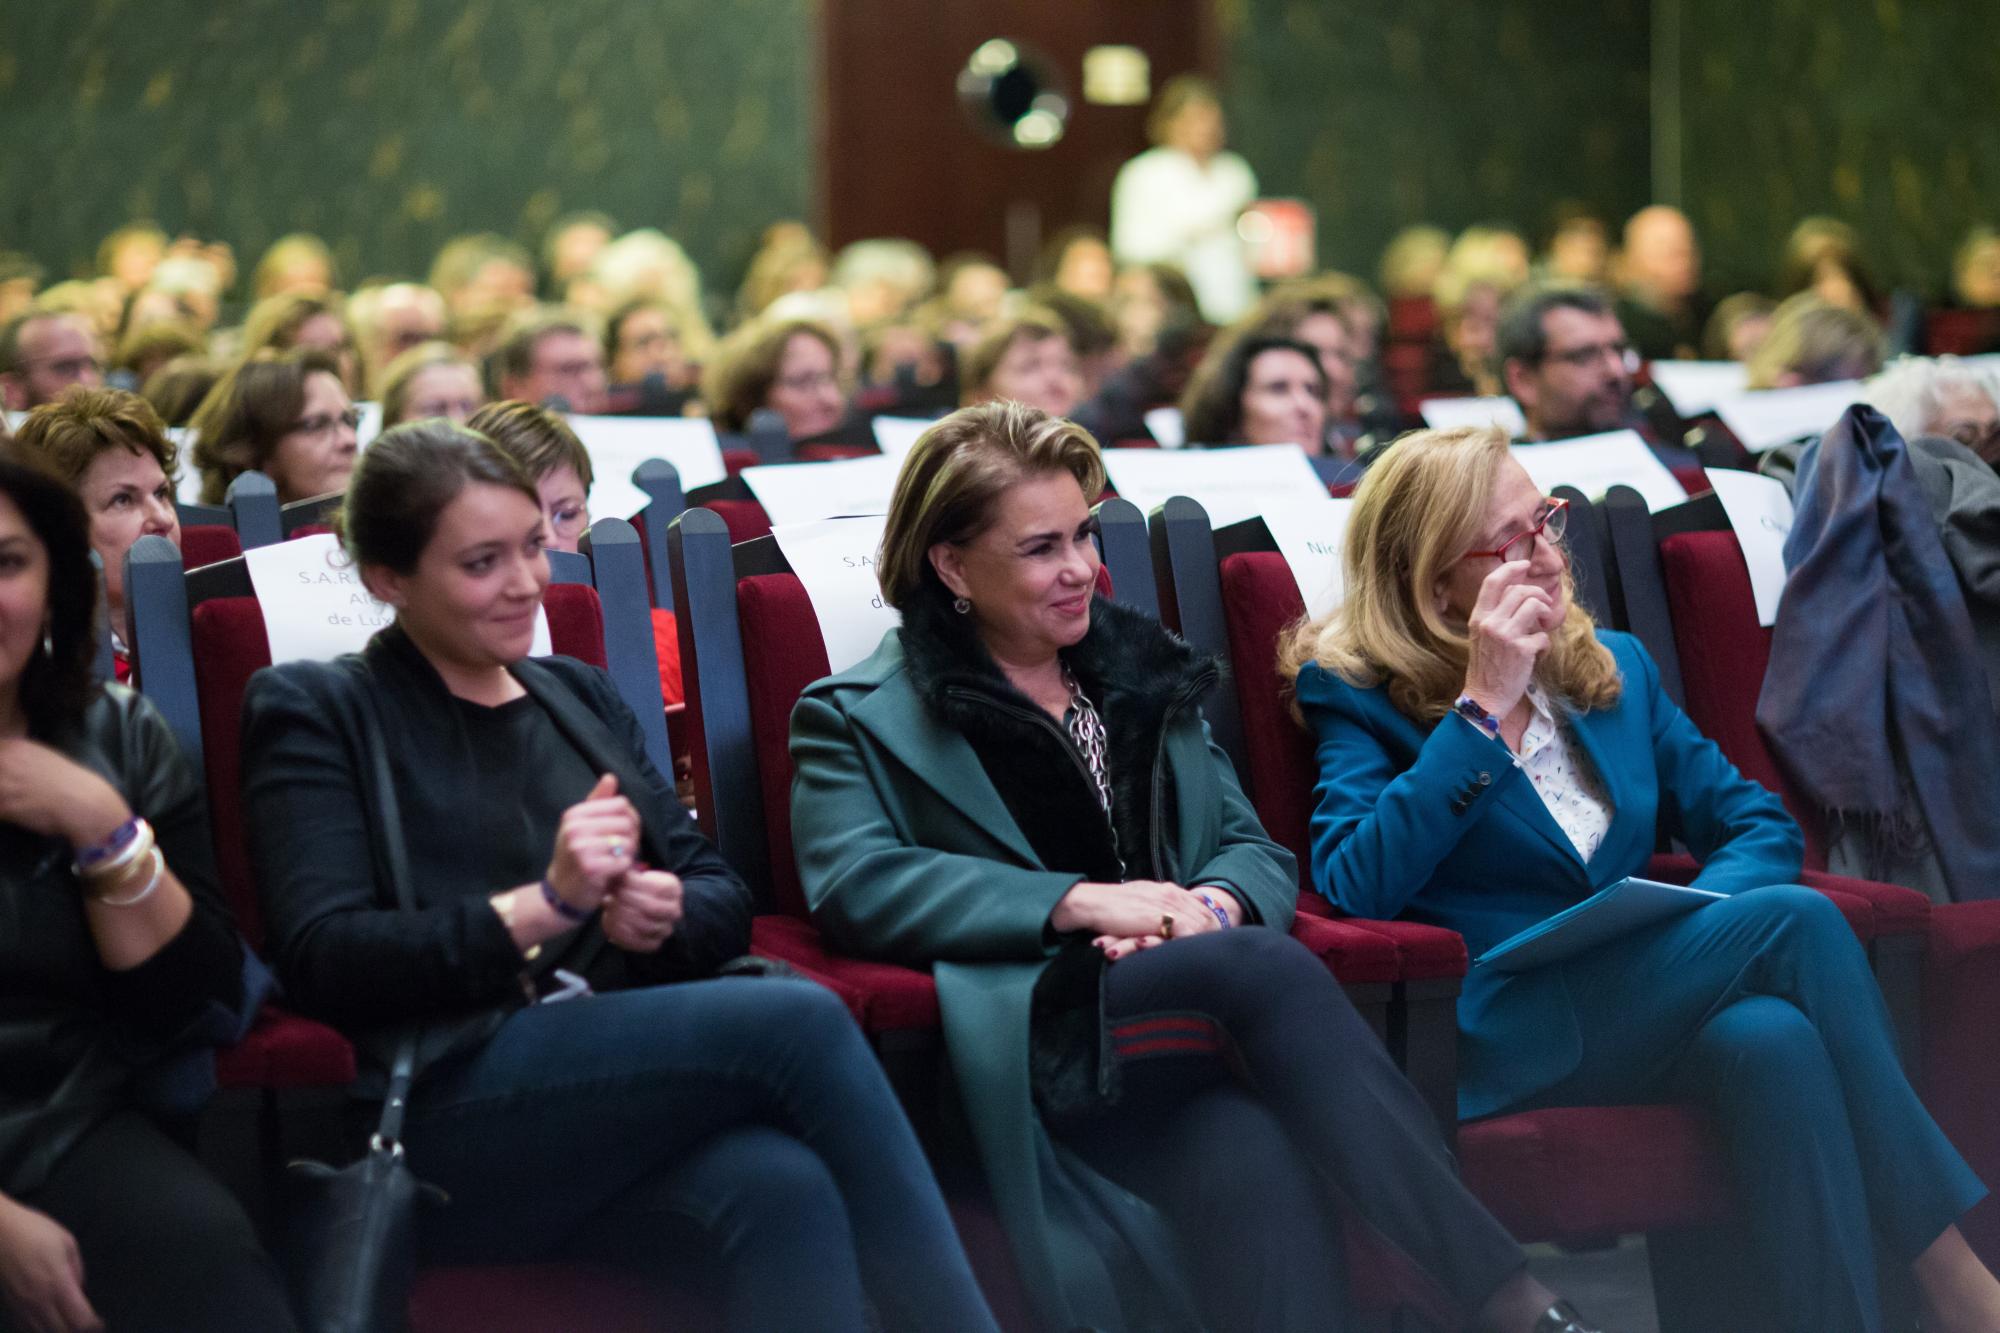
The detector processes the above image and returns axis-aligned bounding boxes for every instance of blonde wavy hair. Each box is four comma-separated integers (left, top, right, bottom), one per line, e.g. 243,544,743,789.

1278,424,1621,722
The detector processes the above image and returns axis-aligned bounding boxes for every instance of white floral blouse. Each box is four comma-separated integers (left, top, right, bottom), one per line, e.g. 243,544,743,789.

1513,688,1616,862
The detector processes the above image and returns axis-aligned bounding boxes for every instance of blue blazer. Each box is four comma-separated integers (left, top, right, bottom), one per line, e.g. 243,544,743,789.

1295,629,1804,1118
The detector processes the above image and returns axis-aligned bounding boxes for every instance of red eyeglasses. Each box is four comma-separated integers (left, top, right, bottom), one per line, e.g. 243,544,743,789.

1461,497,1569,564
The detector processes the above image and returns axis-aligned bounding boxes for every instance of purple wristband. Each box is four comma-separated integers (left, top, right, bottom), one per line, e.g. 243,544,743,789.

75,816,141,869
540,878,591,923
1195,891,1233,931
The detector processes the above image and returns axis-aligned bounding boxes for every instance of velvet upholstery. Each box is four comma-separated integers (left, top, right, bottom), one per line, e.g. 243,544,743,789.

179,524,243,570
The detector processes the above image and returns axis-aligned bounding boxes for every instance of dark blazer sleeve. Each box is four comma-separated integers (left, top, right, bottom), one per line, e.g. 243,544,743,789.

1630,637,1804,892
96,691,247,1040
1297,663,1518,919
561,662,752,981
240,665,529,1025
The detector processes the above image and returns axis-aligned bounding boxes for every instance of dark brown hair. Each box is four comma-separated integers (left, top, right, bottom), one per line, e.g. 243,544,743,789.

338,420,538,574
187,347,342,503
466,400,593,488
11,386,178,488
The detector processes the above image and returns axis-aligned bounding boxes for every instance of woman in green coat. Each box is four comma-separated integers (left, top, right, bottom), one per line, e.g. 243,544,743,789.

788,401,1595,1333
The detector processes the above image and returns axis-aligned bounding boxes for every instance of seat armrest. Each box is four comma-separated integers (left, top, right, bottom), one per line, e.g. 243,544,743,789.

749,916,940,1033
214,1004,357,1089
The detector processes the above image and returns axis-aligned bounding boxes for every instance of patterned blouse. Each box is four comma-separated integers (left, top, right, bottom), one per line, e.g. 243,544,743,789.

1513,688,1615,862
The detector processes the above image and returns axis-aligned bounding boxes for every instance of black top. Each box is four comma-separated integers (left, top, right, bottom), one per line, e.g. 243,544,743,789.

241,625,752,1082
0,686,246,1197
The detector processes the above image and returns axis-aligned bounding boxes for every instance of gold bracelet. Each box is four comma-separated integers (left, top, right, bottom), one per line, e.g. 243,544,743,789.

90,847,164,908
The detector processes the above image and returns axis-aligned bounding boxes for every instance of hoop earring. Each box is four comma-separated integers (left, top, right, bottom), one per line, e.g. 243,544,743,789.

41,624,53,658
952,597,971,615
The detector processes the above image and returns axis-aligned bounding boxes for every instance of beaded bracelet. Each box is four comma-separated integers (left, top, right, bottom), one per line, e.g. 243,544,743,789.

1195,891,1233,931
540,877,592,923
74,815,141,871
72,817,151,882
90,847,165,908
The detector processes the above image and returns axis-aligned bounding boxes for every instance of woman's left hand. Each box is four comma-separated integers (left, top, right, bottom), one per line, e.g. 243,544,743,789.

0,740,132,852
1092,885,1235,961
601,868,684,954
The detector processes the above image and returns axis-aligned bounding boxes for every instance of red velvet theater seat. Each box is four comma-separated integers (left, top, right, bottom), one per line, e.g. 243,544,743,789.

701,498,774,544
180,524,244,570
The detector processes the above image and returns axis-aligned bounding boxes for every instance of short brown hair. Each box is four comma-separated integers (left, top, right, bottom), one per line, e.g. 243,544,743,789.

877,401,1104,610
960,308,1071,403
241,291,352,359
12,386,177,487
466,400,593,488
1147,74,1220,146
492,306,596,385
188,347,342,503
705,318,843,433
379,341,480,428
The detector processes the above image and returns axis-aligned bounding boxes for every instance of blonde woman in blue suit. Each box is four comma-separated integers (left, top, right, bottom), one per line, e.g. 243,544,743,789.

1281,424,2000,1333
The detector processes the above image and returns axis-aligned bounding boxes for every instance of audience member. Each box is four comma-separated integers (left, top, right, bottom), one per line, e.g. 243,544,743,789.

1953,227,2000,310
1109,261,1202,361
349,281,448,394
429,232,537,324
1025,285,1119,399
0,312,104,413
1780,216,1887,317
1498,287,1637,441
1701,291,1778,362
139,356,220,428
240,423,997,1333
95,222,168,296
378,341,484,429
1284,424,2000,1331
926,253,1011,349
469,400,685,707
1744,293,1884,389
734,225,829,324
251,232,335,300
1035,226,1116,303
1241,285,1363,449
1430,261,1512,398
604,298,692,392
11,388,180,678
110,322,203,391
136,254,225,335
189,347,357,504
788,402,1597,1333
541,210,616,300
492,308,609,415
240,291,360,392
960,309,1083,419
1379,224,1452,303
0,456,294,1332
1111,75,1258,322
1616,205,1709,360
0,253,42,326
1540,204,1611,286
830,238,935,326
1179,332,1330,457
706,318,848,439
588,229,715,363
1866,356,2000,465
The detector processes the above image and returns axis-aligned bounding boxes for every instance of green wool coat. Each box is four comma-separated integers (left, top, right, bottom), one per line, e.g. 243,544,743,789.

788,603,1298,1332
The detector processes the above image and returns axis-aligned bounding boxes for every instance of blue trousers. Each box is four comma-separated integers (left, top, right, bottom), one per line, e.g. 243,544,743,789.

1509,884,1986,1333
399,977,997,1333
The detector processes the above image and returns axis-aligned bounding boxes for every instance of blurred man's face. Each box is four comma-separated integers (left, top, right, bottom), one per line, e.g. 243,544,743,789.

1507,307,1635,440
1626,209,1700,302
2,315,102,410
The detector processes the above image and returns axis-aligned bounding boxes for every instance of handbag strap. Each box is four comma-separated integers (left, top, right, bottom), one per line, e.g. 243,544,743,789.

353,685,421,1150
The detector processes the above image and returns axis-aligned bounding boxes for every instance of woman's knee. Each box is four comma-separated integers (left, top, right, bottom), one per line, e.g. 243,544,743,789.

685,1127,850,1238
1688,995,1838,1095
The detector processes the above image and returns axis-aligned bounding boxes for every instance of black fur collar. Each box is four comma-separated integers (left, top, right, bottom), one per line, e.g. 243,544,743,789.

898,589,1218,881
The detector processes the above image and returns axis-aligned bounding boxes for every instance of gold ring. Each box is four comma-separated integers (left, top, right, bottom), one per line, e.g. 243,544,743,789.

1160,914,1174,940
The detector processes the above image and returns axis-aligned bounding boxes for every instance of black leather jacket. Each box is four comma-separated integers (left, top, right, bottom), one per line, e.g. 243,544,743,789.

0,686,245,1198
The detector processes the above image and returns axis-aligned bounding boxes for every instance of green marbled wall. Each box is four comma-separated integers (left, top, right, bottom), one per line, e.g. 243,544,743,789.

1675,0,2000,298
0,0,812,293
1221,0,1655,281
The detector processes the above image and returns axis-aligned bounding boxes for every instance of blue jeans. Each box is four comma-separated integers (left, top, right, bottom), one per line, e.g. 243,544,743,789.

400,977,997,1333
1512,884,1987,1333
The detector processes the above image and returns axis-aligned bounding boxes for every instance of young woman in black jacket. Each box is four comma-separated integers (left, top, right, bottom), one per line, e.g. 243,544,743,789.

0,456,291,1333
239,421,995,1333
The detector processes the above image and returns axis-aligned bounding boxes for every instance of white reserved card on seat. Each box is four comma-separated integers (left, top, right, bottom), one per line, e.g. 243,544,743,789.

1702,468,1795,626
769,515,900,675
1709,381,1865,451
1646,361,1748,416
1100,444,1325,528
567,415,728,520
243,532,551,665
1257,497,1354,619
355,401,383,448
742,454,903,527
871,415,934,460
1143,407,1187,449
168,428,205,505
1418,396,1528,435
1510,431,1686,514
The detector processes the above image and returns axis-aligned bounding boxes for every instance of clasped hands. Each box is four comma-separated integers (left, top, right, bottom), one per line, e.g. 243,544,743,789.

1051,880,1240,962
545,774,682,954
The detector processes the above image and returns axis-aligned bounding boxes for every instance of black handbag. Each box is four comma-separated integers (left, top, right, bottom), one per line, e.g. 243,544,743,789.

281,690,447,1333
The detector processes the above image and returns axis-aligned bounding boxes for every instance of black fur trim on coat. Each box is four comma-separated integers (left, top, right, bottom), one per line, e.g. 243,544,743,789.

898,589,1220,1122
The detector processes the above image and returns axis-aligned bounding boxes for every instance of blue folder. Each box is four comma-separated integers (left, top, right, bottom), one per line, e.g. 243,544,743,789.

1475,876,1726,972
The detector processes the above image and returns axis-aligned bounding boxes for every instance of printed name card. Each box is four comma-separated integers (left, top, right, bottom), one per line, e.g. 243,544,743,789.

1701,469,1795,626
355,401,383,448
1510,431,1686,514
768,515,900,674
871,416,935,459
1142,406,1187,449
243,532,551,665
1099,443,1325,528
168,428,205,505
1646,361,1749,416
741,454,903,527
567,415,729,520
1709,381,1865,451
1257,496,1355,619
1418,396,1528,436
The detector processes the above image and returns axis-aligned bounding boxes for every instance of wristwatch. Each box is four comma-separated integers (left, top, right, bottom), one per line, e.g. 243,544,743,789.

1453,694,1503,739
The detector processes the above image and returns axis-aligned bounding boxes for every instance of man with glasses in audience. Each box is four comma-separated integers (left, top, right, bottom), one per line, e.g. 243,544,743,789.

492,306,608,415
0,312,103,414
